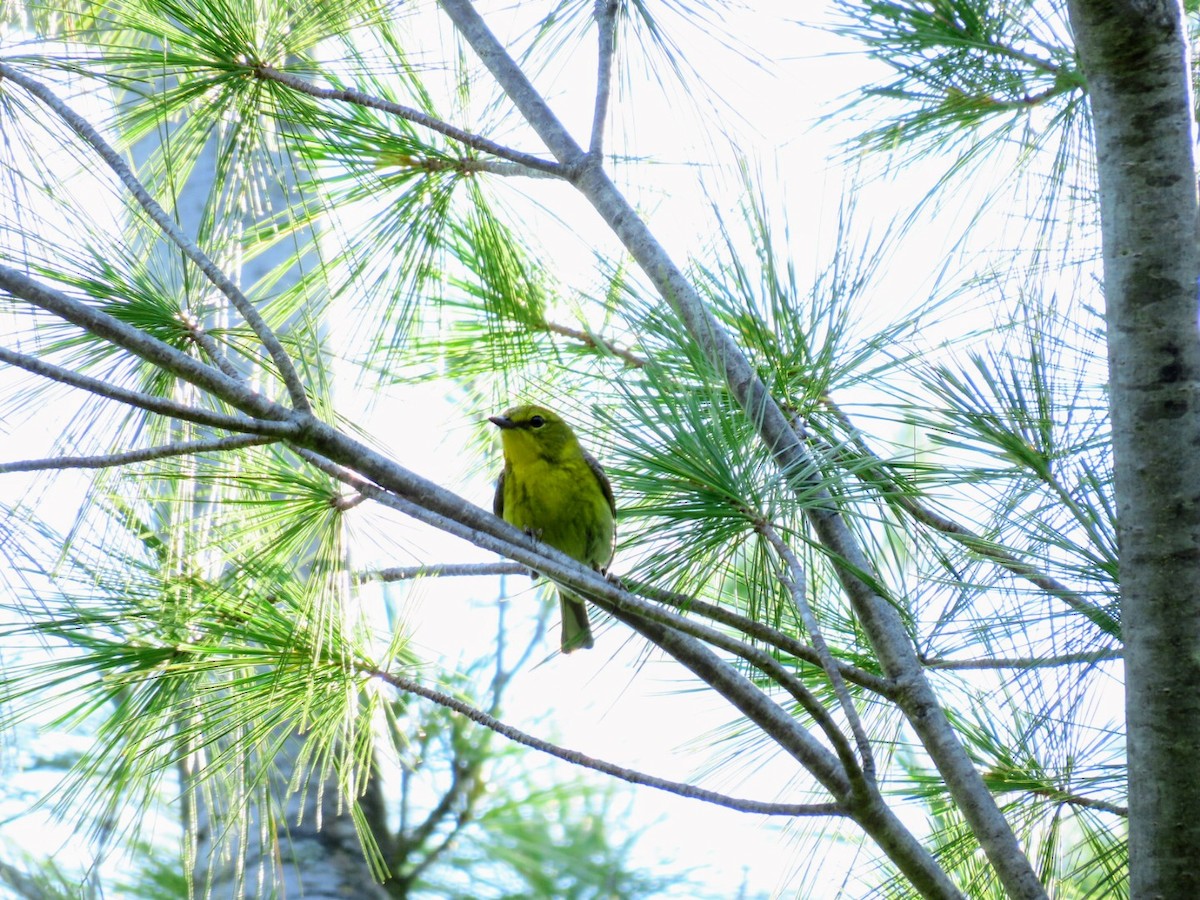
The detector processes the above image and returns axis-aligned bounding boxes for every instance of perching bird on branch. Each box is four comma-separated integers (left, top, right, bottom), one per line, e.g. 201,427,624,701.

490,404,615,653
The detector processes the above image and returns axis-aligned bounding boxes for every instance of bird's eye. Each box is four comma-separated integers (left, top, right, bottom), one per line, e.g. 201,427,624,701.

529,415,545,428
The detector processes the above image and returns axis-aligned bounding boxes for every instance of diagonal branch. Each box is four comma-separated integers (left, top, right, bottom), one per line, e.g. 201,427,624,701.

759,520,877,784
589,0,619,158
625,576,896,698
0,265,290,423
251,64,565,177
373,667,845,817
0,344,295,436
0,434,277,474
0,62,312,414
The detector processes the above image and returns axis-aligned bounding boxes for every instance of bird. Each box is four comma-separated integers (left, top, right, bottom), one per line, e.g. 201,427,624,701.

490,404,615,653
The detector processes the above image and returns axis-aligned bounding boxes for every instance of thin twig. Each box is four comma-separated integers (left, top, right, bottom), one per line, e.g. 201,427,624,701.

366,562,527,581
177,308,243,382
0,434,276,474
589,0,619,158
921,649,1123,670
1028,787,1126,817
544,320,644,367
0,62,312,414
0,344,295,436
252,64,564,177
759,520,877,784
373,668,845,817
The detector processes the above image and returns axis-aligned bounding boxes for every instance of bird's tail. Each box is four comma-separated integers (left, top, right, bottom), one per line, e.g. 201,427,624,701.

559,591,594,653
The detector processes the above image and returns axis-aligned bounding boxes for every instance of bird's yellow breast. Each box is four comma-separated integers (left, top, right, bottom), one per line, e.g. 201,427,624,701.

500,453,614,569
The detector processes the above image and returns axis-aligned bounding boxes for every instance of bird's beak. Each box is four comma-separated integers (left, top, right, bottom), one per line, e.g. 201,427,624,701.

489,415,516,429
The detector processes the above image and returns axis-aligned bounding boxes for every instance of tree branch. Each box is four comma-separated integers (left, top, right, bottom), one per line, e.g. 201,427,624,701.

251,64,565,177
921,649,1122,670
624,576,897,698
0,434,277,474
0,62,312,414
589,0,619,158
373,667,844,817
0,344,295,436
0,265,291,424
543,320,645,367
366,562,526,581
759,520,877,784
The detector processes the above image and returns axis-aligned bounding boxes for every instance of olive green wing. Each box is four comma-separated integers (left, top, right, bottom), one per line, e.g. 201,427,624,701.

493,468,506,519
583,451,617,569
583,451,616,516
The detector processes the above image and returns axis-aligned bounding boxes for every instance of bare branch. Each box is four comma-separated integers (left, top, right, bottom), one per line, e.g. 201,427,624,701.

921,649,1123,670
365,562,526,581
374,667,845,816
589,0,619,158
0,62,312,414
0,344,295,436
252,64,565,177
0,434,276,474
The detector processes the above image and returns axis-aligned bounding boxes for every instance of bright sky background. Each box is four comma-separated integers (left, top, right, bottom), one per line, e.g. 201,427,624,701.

0,1,1088,897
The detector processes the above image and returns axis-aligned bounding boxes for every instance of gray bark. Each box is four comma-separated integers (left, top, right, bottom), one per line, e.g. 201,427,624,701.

1065,0,1200,895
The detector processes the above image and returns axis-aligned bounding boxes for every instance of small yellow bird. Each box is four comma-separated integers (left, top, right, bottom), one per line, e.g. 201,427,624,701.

490,404,616,652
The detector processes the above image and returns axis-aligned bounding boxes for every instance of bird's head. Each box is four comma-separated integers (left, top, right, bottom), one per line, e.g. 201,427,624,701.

489,404,580,465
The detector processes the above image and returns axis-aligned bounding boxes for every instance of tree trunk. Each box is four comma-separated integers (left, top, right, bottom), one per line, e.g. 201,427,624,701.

1065,0,1200,895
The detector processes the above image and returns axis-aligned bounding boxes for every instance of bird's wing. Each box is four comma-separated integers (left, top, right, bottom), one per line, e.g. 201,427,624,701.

493,468,506,518
584,451,616,516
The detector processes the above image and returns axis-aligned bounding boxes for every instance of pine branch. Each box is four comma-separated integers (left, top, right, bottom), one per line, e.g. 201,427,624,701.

0,434,276,474
920,649,1122,670
624,577,897,698
820,395,1120,637
0,62,312,414
544,320,645,366
589,0,619,158
0,266,293,424
759,520,877,784
0,345,294,436
366,562,526,581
